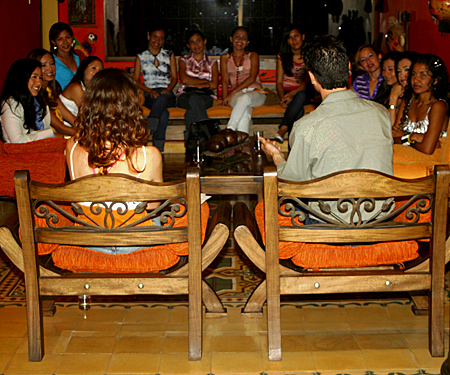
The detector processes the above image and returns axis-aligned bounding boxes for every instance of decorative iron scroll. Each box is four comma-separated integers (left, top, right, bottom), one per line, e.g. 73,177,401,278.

278,194,433,227
33,198,187,232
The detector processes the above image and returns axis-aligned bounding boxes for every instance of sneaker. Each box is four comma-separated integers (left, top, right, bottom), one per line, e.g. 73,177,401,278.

274,133,284,143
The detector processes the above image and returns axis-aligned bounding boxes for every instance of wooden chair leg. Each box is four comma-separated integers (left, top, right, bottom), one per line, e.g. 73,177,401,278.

202,281,227,317
25,282,44,361
241,280,266,317
429,289,445,357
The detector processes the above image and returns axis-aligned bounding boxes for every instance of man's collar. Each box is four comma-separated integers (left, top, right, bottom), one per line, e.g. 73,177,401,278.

322,89,357,103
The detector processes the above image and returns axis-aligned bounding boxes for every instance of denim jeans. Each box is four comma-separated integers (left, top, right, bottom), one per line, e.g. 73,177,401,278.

85,217,162,254
279,90,307,133
177,91,214,132
144,88,176,151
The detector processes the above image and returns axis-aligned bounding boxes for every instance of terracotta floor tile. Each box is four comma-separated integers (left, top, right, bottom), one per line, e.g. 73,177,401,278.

303,321,351,333
362,348,419,369
313,350,367,371
0,337,23,354
163,334,212,353
349,320,398,333
0,354,11,374
64,336,117,354
301,306,348,323
211,352,263,373
263,351,315,372
166,322,189,332
124,308,170,324
159,352,212,374
43,321,79,336
394,319,429,332
55,353,110,374
385,304,427,321
345,306,391,322
121,323,167,332
75,321,122,332
410,348,447,369
402,332,432,349
168,308,189,323
211,320,261,333
4,353,61,374
260,333,310,352
79,308,127,323
107,353,161,374
280,306,303,322
0,307,27,323
212,334,261,352
354,332,409,349
0,322,27,338
308,333,359,351
114,336,164,353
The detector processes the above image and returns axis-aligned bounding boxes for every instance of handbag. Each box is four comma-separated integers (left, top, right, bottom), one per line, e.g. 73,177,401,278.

185,119,221,153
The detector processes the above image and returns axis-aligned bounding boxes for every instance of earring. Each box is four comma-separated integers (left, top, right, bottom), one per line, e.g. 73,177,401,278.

72,39,75,46
52,45,57,51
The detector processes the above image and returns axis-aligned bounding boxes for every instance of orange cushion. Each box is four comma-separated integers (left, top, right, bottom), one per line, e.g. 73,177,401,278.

254,200,418,270
31,203,209,273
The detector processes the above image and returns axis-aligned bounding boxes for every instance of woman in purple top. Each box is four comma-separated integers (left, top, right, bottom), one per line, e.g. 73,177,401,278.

177,30,218,132
353,45,383,100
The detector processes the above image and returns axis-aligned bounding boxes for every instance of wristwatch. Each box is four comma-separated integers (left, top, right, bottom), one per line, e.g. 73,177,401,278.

389,104,397,110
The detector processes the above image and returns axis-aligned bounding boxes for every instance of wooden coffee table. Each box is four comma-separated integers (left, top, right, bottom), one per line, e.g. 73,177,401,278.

198,137,269,202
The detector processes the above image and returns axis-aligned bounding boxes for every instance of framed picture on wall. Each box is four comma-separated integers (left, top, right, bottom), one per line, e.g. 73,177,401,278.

68,0,95,26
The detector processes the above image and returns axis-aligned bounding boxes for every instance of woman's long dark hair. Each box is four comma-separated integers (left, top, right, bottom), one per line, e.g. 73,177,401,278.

279,24,303,77
70,56,103,87
394,51,419,85
0,58,47,133
228,26,249,54
27,48,62,108
374,51,402,107
400,53,450,125
49,22,74,55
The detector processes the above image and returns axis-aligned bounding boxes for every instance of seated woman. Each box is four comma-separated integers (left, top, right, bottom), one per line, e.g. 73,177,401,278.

66,68,163,254
374,51,402,125
274,25,309,143
177,29,218,134
220,26,266,136
393,54,450,154
28,48,75,136
49,22,80,90
396,51,420,90
0,58,54,143
60,56,103,124
133,26,177,152
353,44,383,100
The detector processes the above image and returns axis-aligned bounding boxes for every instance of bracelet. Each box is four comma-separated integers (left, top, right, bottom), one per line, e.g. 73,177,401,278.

407,133,416,144
401,134,410,146
389,104,398,110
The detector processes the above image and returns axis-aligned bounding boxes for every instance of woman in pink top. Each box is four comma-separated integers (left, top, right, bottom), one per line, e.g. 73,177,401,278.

177,29,219,132
220,26,265,135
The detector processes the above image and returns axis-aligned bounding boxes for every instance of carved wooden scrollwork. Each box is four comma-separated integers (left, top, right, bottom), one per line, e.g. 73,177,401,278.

33,198,187,232
278,194,433,228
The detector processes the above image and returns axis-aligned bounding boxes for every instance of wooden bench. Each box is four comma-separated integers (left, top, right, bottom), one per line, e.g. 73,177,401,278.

234,165,450,361
140,94,316,143
0,168,231,361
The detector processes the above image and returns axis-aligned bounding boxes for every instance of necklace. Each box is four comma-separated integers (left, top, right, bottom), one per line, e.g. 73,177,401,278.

232,52,245,87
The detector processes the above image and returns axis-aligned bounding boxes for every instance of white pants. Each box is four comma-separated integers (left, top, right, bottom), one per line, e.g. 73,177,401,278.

227,90,266,134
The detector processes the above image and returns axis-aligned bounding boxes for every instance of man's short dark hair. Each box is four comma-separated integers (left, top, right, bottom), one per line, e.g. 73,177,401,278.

302,35,349,90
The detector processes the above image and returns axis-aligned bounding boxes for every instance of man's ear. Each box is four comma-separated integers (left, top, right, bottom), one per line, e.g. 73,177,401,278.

308,71,316,85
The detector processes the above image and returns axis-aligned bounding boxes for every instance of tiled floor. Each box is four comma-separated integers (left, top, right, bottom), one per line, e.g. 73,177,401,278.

0,301,448,374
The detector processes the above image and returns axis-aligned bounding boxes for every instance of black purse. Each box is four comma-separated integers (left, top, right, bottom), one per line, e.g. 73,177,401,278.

185,119,220,153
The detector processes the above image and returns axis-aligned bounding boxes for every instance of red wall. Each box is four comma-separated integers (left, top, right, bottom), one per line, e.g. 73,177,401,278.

0,1,41,89
378,1,450,69
58,0,131,71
